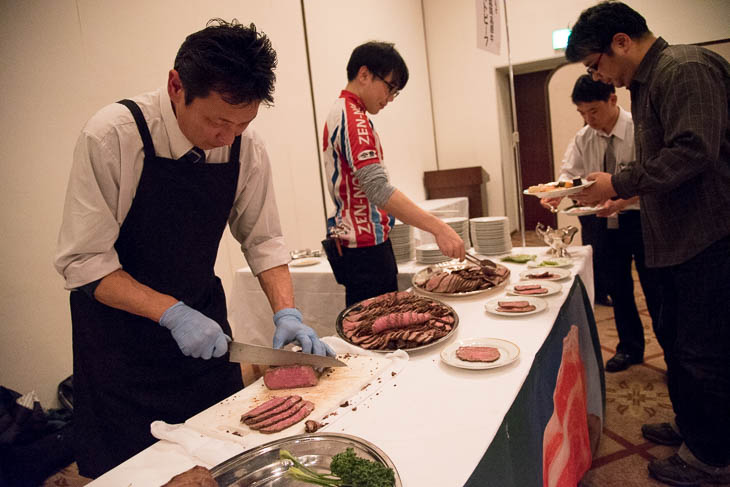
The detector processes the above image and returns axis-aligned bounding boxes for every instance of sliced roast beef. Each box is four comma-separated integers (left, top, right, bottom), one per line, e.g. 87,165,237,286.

497,301,531,309
497,305,537,313
247,399,310,430
516,287,548,295
514,284,541,291
456,346,501,362
526,271,556,279
162,466,217,487
260,401,315,433
240,396,289,421
243,395,302,424
264,365,319,390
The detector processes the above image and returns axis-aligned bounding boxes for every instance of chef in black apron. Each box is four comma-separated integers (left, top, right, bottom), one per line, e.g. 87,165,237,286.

55,20,332,478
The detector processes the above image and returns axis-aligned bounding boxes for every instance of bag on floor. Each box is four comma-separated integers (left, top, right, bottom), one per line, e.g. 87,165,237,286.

0,385,74,487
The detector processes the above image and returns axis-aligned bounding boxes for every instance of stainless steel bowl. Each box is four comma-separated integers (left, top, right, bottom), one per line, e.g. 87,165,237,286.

210,432,401,486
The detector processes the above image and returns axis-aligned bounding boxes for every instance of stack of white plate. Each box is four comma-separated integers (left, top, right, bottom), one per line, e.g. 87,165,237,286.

415,243,450,264
390,222,413,263
469,216,512,255
443,217,470,249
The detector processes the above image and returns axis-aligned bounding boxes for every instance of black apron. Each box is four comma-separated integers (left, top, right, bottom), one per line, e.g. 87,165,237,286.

70,99,244,478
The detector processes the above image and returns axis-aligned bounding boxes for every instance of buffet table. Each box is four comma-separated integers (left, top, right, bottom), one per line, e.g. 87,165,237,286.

89,246,603,486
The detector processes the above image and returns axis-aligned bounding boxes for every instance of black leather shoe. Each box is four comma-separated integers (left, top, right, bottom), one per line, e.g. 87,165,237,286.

605,352,642,372
642,422,683,446
596,295,613,307
648,454,730,486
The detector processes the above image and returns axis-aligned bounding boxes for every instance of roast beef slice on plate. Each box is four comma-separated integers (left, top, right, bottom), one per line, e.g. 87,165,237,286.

456,346,500,362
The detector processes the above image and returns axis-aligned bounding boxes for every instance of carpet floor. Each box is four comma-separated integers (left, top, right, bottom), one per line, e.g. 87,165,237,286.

42,232,673,486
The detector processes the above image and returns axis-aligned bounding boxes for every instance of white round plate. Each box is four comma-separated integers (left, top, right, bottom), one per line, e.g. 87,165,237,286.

527,257,573,268
522,179,595,199
519,267,571,281
441,337,520,370
289,258,321,267
506,280,562,297
484,296,547,317
561,205,603,216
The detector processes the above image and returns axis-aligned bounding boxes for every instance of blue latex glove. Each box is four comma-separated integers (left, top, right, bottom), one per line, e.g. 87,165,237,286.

272,308,335,357
159,301,230,359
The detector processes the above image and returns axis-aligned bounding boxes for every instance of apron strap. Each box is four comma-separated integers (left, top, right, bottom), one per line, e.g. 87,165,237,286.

229,135,242,164
117,99,156,160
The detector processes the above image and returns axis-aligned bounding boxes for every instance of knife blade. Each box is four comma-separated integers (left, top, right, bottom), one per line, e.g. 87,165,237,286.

228,342,347,368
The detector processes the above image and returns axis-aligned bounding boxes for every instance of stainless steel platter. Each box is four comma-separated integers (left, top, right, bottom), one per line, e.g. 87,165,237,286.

211,432,402,486
411,261,510,298
335,293,459,353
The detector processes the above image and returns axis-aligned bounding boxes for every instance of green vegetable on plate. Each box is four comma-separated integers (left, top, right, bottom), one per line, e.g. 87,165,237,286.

281,447,395,487
539,260,558,266
500,254,537,263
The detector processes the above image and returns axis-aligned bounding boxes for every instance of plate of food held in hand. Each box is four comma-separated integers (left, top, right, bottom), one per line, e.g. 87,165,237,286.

527,257,573,268
411,260,510,297
523,178,595,199
484,297,547,317
505,280,562,297
336,291,458,352
561,205,604,216
440,337,520,370
519,267,571,281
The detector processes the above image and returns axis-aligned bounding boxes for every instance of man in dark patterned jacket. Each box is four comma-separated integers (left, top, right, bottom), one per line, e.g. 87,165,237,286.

566,2,730,485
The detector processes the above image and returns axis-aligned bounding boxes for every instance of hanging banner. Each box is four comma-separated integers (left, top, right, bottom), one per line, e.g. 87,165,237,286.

475,0,501,54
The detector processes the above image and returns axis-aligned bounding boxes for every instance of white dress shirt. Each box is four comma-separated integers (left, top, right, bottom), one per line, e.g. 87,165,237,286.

55,87,290,290
558,106,639,211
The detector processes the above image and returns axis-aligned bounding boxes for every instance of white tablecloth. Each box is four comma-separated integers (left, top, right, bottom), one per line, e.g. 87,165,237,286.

89,246,595,486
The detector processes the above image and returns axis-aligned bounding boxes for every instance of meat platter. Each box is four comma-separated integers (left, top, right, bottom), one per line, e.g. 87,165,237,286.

411,261,511,297
210,433,402,486
336,291,459,352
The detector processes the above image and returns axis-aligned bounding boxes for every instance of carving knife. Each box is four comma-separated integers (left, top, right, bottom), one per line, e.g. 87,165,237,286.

228,342,347,368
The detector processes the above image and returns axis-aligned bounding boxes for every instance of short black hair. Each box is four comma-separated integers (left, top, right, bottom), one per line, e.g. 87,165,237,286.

174,19,277,106
571,75,615,103
346,41,409,91
565,1,651,62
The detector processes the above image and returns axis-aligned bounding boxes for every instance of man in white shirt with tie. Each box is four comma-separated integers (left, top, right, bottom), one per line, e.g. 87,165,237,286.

542,75,661,373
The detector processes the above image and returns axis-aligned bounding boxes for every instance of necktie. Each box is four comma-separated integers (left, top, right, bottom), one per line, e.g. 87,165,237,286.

603,135,619,229
181,147,205,164
603,135,616,174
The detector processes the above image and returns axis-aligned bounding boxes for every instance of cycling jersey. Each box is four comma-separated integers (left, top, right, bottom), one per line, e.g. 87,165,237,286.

322,90,394,248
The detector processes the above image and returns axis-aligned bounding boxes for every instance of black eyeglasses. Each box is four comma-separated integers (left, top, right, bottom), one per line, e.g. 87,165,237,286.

373,73,400,98
586,52,604,76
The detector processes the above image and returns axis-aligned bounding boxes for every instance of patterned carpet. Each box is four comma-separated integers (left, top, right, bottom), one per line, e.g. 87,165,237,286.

581,282,672,486
42,232,673,486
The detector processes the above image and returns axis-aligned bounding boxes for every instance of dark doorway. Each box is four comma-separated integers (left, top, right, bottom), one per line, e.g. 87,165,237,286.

513,69,557,229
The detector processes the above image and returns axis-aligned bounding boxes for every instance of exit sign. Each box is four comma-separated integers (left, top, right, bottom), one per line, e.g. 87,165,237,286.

553,28,571,50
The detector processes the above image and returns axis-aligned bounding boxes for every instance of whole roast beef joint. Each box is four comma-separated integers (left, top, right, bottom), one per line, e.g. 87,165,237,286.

264,365,319,390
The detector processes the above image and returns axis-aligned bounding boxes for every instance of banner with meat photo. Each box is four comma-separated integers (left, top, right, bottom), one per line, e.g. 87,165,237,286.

542,325,592,487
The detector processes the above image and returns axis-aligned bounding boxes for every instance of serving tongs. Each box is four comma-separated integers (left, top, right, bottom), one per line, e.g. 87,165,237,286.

464,253,499,276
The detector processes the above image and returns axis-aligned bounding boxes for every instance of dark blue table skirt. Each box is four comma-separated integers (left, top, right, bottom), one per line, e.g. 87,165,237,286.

465,276,605,486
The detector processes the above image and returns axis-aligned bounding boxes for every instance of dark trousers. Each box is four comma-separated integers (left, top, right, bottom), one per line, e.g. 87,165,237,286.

578,215,610,300
325,239,398,307
604,211,662,358
656,234,730,466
